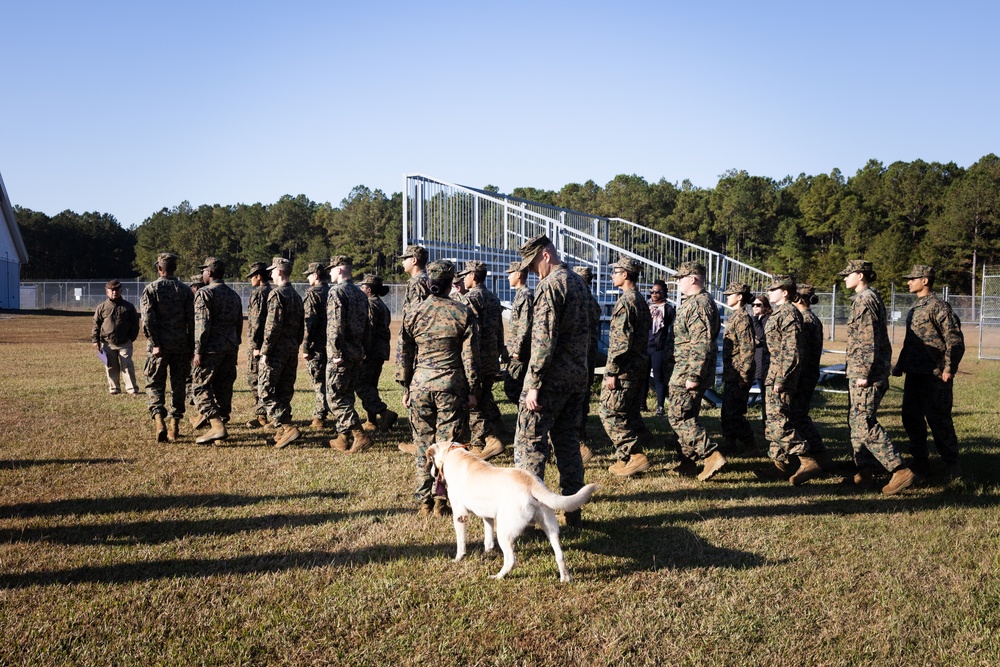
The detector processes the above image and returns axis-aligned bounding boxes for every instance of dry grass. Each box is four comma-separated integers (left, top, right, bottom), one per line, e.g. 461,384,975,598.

1,312,998,666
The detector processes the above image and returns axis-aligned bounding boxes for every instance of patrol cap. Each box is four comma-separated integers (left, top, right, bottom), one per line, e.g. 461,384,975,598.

610,256,642,276
105,279,122,290
767,274,796,292
198,256,225,273
674,261,706,279
326,255,353,270
797,283,817,302
573,266,594,281
517,234,552,271
265,257,292,272
397,245,428,262
303,262,328,278
723,281,751,296
426,259,456,281
358,273,390,296
455,260,487,279
903,265,935,280
189,274,204,286
839,259,874,276
246,261,269,279
505,261,527,274
156,252,178,265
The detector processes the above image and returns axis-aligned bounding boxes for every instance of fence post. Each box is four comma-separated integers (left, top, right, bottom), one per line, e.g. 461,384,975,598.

830,282,837,341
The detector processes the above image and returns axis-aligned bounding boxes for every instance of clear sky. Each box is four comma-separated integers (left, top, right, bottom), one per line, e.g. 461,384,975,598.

4,1,999,228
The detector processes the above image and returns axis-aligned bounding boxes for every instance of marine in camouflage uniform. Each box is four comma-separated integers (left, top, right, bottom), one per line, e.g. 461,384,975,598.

301,262,331,427
191,257,243,443
513,235,591,521
720,282,757,452
841,260,914,494
791,283,825,454
396,245,430,454
244,262,272,427
185,274,204,410
574,266,603,449
667,261,725,481
140,252,195,442
892,265,965,477
456,260,506,458
601,256,653,476
503,261,534,404
325,256,374,452
395,260,479,512
357,273,396,432
762,275,807,464
259,257,305,446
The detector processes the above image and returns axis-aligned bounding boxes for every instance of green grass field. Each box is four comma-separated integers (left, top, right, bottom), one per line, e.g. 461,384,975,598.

1,312,998,666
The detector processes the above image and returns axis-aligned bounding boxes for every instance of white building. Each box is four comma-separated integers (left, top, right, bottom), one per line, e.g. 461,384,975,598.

0,169,30,309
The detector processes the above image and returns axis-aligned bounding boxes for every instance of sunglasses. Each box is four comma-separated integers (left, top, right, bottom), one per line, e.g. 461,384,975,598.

650,290,664,295
752,303,763,307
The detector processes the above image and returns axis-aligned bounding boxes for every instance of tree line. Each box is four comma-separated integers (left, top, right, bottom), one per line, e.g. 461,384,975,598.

15,154,1000,291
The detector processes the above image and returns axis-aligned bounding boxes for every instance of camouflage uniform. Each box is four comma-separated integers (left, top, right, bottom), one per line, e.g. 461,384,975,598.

357,280,392,421
302,268,330,422
325,257,372,435
667,287,721,463
259,269,305,426
574,266,603,443
895,266,965,465
721,284,756,447
456,263,505,448
140,260,195,420
192,265,243,422
403,271,430,315
245,264,272,420
503,280,534,404
600,279,652,462
763,298,806,462
396,261,479,504
791,291,825,452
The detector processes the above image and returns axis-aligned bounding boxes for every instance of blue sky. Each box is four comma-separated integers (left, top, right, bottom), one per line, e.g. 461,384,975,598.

4,1,999,228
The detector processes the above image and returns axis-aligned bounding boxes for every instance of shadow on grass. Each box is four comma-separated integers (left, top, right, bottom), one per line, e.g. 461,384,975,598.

0,491,347,519
0,458,136,470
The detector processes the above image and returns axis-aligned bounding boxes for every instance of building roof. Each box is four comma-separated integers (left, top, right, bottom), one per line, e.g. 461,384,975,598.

0,169,29,264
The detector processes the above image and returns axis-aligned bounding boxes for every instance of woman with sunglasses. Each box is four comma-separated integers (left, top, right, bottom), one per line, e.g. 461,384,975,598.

646,279,675,417
720,281,757,454
750,295,772,422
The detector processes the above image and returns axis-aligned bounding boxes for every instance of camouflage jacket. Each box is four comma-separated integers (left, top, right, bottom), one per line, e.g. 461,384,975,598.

367,294,392,361
459,284,504,377
671,290,720,387
605,286,652,379
524,265,592,393
302,282,330,357
194,280,243,355
722,305,755,385
403,270,430,316
92,297,139,346
764,301,802,388
140,276,194,354
506,286,534,362
247,283,272,352
895,293,965,376
395,294,479,395
326,280,371,364
260,283,304,357
585,289,602,373
799,308,824,380
846,287,892,382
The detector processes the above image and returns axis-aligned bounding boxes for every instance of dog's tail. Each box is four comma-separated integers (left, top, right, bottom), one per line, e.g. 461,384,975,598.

530,480,598,512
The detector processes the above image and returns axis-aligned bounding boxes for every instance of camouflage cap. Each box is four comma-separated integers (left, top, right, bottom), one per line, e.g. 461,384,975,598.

767,274,796,292
674,261,706,279
245,261,269,279
358,273,390,296
903,264,935,280
265,256,292,273
455,259,487,279
156,252,178,265
505,260,527,274
610,256,642,276
303,262,328,277
839,259,874,276
198,256,225,273
723,281,751,296
797,283,817,301
397,244,428,262
426,259,456,281
326,255,353,270
189,274,204,286
516,234,552,271
573,266,594,281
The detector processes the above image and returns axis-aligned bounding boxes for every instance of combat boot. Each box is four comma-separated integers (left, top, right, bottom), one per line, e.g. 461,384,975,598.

189,412,208,430
361,420,378,432
842,467,875,489
196,418,228,445
329,433,350,451
476,435,504,461
579,443,594,464
272,424,301,449
418,498,435,516
697,451,727,481
310,418,325,429
668,458,700,478
245,414,268,428
398,442,417,455
347,428,374,454
432,497,452,517
378,410,398,433
882,467,916,495
609,453,650,477
167,417,180,442
789,456,823,486
154,414,167,443
755,459,793,481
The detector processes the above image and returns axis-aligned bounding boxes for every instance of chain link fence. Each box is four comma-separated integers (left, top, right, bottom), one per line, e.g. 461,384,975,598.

981,266,1000,360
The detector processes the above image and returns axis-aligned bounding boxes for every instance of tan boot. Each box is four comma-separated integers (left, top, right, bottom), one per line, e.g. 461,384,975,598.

245,414,267,428
189,412,208,430
329,433,350,451
789,456,823,486
378,410,398,433
476,435,504,461
418,498,434,515
844,468,875,488
154,414,167,443
755,459,793,481
580,443,594,464
432,497,452,517
310,418,325,429
273,424,301,449
347,428,374,454
609,452,650,477
166,417,180,442
882,467,916,495
361,420,378,432
697,451,727,481
398,442,417,455
196,418,228,445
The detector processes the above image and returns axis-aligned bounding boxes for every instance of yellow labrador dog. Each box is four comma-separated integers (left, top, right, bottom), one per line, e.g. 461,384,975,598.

426,441,597,582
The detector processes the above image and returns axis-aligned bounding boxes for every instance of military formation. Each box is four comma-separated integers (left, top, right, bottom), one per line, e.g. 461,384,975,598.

108,242,967,524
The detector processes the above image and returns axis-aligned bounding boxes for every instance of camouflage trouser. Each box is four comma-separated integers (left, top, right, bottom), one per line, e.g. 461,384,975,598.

667,384,718,462
469,375,500,447
192,350,239,421
599,377,646,461
326,359,363,434
246,350,266,417
901,373,959,463
848,379,903,472
409,389,467,503
514,389,586,496
259,347,298,426
720,379,755,445
790,372,824,453
356,358,388,421
307,353,329,421
503,359,526,404
185,369,195,406
764,385,808,462
145,350,191,420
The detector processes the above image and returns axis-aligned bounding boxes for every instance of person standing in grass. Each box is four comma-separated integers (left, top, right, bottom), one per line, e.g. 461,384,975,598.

92,279,140,396
357,273,397,434
646,279,675,418
301,262,331,430
244,262,272,429
841,260,914,495
720,281,756,455
503,261,534,405
396,244,430,456
573,265,602,463
259,257,305,449
790,283,828,466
